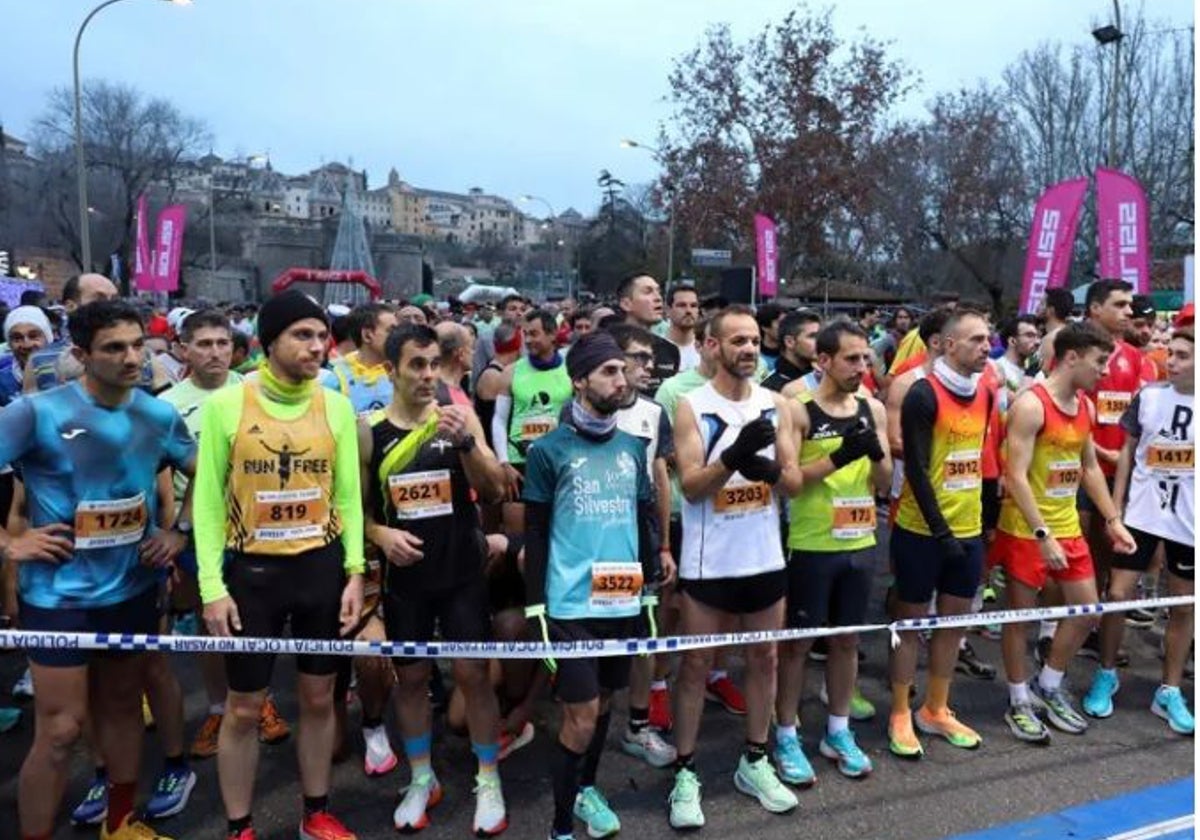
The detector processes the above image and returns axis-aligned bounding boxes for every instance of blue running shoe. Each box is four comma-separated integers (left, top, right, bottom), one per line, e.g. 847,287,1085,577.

1082,668,1119,719
573,786,619,838
71,776,108,826
145,766,196,819
772,731,815,787
1151,686,1195,736
819,728,873,778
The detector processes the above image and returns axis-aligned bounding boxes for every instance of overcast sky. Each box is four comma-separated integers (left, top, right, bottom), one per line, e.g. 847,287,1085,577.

3,0,1193,216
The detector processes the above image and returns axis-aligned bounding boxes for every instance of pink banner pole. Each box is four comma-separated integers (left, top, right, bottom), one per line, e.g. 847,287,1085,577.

1096,167,1152,294
1017,178,1089,314
754,213,778,298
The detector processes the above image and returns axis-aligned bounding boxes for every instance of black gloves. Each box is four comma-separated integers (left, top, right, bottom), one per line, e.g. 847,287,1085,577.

738,455,782,485
829,419,885,469
719,417,776,472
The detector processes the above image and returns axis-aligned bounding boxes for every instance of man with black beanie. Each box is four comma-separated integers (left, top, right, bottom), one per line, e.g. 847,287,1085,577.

522,331,662,840
194,289,365,840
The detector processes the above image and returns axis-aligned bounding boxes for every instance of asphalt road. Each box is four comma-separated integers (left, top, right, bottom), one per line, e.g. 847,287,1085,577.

0,550,1193,840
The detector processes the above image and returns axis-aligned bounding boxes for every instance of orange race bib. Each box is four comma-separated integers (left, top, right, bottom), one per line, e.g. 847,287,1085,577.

1147,442,1195,474
943,449,983,491
388,469,453,520
714,480,772,515
589,561,643,614
831,496,876,539
520,416,556,441
74,493,147,550
1097,390,1132,426
1045,459,1082,498
253,487,329,542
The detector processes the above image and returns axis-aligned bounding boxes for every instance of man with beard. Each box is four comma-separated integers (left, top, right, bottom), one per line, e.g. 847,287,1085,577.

668,305,803,828
320,303,399,416
664,285,701,372
523,331,660,840
0,305,52,405
617,273,680,395
762,309,820,393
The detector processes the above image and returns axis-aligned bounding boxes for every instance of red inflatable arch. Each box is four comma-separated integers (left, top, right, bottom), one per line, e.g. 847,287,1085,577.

271,268,382,300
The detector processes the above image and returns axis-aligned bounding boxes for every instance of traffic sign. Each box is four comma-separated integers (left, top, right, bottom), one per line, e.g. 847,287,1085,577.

691,248,732,268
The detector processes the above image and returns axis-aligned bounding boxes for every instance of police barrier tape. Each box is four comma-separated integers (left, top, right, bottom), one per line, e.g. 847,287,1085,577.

0,596,1191,660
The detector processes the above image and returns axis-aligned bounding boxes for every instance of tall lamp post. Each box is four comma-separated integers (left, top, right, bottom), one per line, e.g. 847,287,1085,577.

620,138,675,284
519,194,557,301
73,0,189,271
1092,0,1124,167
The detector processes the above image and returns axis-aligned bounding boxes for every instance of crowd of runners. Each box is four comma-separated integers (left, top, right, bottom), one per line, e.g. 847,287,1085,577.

0,271,1192,840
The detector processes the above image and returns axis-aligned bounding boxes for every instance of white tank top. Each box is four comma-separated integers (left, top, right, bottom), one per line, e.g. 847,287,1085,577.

1124,383,1194,547
679,382,784,580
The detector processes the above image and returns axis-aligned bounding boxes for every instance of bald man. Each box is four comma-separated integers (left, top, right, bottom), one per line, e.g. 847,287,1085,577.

436,320,475,405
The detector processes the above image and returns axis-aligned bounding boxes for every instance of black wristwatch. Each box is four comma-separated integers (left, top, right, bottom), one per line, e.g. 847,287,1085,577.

455,434,477,453
1034,526,1050,541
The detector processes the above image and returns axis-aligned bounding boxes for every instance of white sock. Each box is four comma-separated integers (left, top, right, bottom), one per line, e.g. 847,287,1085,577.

1038,666,1064,693
827,715,849,735
707,670,727,683
971,589,984,612
775,723,797,741
1039,620,1057,641
651,679,668,691
1008,681,1031,706
209,703,225,716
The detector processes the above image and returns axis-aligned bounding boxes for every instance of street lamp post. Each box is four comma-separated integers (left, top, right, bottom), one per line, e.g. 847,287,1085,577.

73,0,189,271
620,138,675,285
519,194,557,301
1092,0,1124,167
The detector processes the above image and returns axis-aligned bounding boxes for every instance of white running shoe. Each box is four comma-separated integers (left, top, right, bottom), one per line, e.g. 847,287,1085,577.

473,773,508,836
12,668,33,699
393,771,442,832
621,725,677,768
363,724,398,777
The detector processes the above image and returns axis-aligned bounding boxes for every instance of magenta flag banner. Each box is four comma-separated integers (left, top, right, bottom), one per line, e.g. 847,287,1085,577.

133,193,154,292
1018,178,1089,314
151,204,187,293
754,213,778,297
1096,167,1151,294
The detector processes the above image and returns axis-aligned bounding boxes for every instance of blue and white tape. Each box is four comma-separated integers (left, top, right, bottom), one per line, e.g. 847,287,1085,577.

0,596,1190,660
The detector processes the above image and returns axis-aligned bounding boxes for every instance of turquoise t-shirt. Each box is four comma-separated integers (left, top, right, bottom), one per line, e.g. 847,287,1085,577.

523,424,650,620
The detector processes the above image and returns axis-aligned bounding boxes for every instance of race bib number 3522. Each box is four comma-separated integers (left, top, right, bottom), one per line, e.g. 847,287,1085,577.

589,561,643,615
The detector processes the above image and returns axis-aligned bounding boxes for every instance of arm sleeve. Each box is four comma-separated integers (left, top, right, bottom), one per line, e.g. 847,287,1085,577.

328,395,365,576
492,395,512,464
655,405,675,461
523,501,551,606
194,391,236,604
1119,391,1143,437
0,398,36,468
901,380,953,540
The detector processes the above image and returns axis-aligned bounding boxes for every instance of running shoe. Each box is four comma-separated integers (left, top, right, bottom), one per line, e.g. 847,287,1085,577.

648,685,673,731
819,729,872,778
499,721,535,761
258,696,290,744
733,755,798,813
773,731,816,787
808,639,829,662
0,707,19,732
1082,668,1119,719
574,786,620,838
887,712,923,759
981,585,997,604
914,707,982,749
143,694,156,731
622,725,677,768
955,642,996,680
145,766,197,819
1151,686,1195,736
12,667,33,699
473,773,508,836
818,681,876,721
1004,702,1051,744
363,724,397,777
71,776,108,826
1125,608,1157,628
299,811,356,840
1029,680,1088,735
705,675,747,715
668,768,705,830
393,771,442,832
190,713,222,759
548,834,573,840
100,815,174,839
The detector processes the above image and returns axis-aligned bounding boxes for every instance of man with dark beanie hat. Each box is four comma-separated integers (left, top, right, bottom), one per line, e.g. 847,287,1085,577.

193,289,364,840
522,329,663,840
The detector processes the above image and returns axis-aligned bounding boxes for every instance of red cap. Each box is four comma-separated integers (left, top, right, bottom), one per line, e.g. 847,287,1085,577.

1175,302,1194,330
147,315,171,338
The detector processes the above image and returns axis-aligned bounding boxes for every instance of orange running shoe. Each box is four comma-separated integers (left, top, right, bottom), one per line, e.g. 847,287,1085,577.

258,696,290,745
299,811,357,840
705,675,747,715
190,713,223,759
915,706,982,750
888,712,924,759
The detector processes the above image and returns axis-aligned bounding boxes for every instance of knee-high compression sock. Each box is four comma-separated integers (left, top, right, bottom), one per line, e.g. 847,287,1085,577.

579,711,612,788
550,741,584,836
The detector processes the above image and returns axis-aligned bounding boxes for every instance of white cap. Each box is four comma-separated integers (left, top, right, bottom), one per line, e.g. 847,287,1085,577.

167,307,195,336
